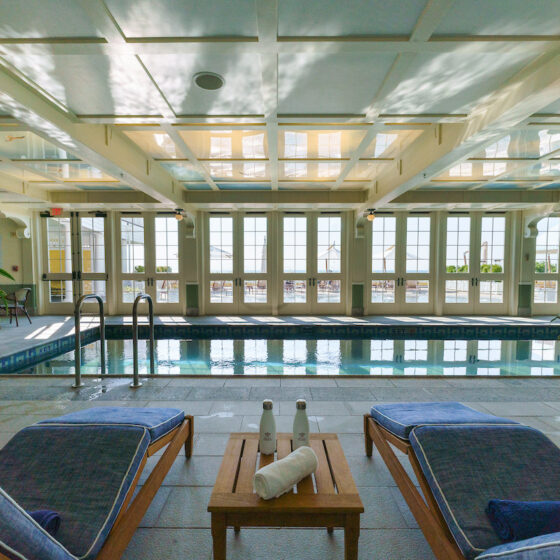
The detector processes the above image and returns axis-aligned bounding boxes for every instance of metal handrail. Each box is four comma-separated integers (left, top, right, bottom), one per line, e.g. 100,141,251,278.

73,294,106,388
131,293,155,388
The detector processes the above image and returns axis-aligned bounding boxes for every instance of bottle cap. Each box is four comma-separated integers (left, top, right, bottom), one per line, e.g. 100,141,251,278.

296,399,307,410
263,399,273,410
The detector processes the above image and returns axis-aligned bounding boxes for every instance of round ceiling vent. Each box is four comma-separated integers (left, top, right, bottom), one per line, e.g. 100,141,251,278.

193,72,225,91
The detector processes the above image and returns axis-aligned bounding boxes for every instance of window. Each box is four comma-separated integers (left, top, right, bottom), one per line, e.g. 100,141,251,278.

404,340,427,361
373,133,397,157
242,162,266,178
317,280,341,303
210,280,233,303
210,136,232,158
539,130,560,156
445,280,469,303
209,216,233,274
283,280,306,303
534,280,557,303
80,217,105,274
446,216,470,273
531,340,555,361
284,131,307,158
444,340,467,361
479,280,503,303
283,217,306,273
371,340,393,361
480,216,505,273
284,162,307,178
318,132,341,158
317,162,340,178
244,217,267,273
535,217,560,274
478,340,501,361
244,280,267,303
122,279,145,303
448,163,472,177
121,217,144,273
156,279,179,303
371,280,395,303
242,133,265,158
83,280,107,302
406,280,429,303
406,216,430,273
372,216,396,273
155,217,179,273
47,217,72,274
209,162,233,178
317,216,341,273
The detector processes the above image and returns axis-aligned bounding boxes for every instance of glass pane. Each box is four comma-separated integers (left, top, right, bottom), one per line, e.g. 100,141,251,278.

317,216,341,274
244,280,267,303
405,280,429,303
446,216,470,273
156,279,179,303
316,279,341,303
372,216,396,273
47,217,72,274
155,217,179,274
122,280,145,303
244,216,267,274
480,216,505,273
404,340,427,361
82,279,106,302
406,216,430,273
535,217,560,273
120,217,145,273
80,217,105,274
479,280,503,303
445,280,469,303
210,280,233,303
209,216,233,274
534,280,557,303
49,280,72,303
371,340,393,361
283,216,307,273
283,280,306,303
443,340,468,361
532,340,555,361
371,280,395,303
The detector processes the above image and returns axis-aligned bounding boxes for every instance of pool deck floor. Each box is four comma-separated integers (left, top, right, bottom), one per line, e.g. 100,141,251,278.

0,375,559,559
0,314,556,360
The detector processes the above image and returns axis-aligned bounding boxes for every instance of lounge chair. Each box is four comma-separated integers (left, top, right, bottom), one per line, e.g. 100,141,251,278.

6,287,32,326
0,407,194,560
363,402,560,559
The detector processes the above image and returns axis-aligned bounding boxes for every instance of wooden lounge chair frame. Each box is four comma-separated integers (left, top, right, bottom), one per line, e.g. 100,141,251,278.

0,415,194,560
363,414,464,560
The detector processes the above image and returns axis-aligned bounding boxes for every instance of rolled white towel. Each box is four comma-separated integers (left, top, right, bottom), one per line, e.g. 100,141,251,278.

253,446,318,500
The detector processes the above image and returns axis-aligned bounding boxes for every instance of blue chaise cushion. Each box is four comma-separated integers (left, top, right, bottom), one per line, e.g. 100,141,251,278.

0,424,150,560
476,531,560,559
410,424,560,560
370,401,517,439
0,487,76,560
39,406,185,442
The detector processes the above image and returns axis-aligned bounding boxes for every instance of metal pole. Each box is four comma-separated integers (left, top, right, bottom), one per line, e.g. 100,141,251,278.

132,295,142,388
99,299,106,375
148,296,155,375
73,301,83,388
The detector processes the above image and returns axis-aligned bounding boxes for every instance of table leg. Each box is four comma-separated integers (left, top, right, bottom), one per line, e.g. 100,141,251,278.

211,513,227,560
344,514,360,560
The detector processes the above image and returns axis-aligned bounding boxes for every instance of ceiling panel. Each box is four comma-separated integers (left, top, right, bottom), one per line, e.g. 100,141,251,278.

381,50,537,114
3,54,164,115
141,54,264,115
160,161,204,181
202,162,270,181
217,183,270,190
0,164,51,182
470,130,560,159
278,53,396,114
346,161,391,181
279,162,341,181
106,0,257,38
278,0,427,36
278,129,367,158
179,129,268,159
0,0,102,38
124,131,181,158
434,161,526,181
417,183,480,190
435,0,560,36
502,161,560,181
0,131,76,160
25,162,117,181
362,129,424,158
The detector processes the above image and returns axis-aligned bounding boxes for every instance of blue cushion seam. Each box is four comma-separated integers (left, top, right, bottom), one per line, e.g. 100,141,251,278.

0,488,77,559
410,426,485,554
77,427,149,560
477,539,560,559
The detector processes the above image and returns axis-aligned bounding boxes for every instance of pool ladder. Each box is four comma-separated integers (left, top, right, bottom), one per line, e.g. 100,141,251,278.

73,294,106,388
131,293,155,388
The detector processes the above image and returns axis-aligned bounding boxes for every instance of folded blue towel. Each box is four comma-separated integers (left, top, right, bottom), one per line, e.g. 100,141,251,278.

487,500,560,542
28,510,61,536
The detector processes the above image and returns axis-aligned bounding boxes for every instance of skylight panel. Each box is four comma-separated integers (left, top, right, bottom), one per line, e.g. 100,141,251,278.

209,162,233,177
485,136,510,158
241,162,266,178
284,132,307,158
318,132,341,158
242,133,265,158
374,133,397,157
210,136,232,158
284,162,307,177
483,162,506,176
449,163,472,177
539,130,560,156
318,162,340,178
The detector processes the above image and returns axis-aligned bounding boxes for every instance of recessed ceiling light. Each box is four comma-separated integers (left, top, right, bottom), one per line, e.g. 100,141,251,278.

193,72,224,91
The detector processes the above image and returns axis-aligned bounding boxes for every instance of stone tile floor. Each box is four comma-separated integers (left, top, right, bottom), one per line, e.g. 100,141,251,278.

1,375,560,559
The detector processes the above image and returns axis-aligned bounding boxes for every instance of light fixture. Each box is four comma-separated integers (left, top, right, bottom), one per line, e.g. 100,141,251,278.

366,209,375,222
193,72,225,91
174,209,184,221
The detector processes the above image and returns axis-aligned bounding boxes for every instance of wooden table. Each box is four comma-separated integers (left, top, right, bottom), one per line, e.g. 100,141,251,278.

208,432,364,559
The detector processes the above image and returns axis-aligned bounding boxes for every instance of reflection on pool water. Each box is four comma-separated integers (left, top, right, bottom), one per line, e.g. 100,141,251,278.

17,338,560,375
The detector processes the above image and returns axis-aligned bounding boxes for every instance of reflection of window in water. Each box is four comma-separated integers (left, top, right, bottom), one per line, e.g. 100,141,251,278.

404,367,428,376
477,368,501,376
210,340,235,375
370,367,393,375
316,340,341,374
404,340,428,361
478,340,501,361
371,340,394,361
531,340,555,361
443,367,467,376
283,340,307,375
244,340,268,375
443,340,467,361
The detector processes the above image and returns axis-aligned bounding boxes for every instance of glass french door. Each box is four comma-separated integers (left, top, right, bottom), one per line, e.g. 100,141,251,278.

367,213,433,314
205,213,272,314
442,213,508,314
41,213,108,314
532,216,560,314
279,213,346,314
117,214,181,313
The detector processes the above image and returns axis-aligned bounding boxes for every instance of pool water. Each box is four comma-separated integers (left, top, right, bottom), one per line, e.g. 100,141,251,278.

16,338,560,376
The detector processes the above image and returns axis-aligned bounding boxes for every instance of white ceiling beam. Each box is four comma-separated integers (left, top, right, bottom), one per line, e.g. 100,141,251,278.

357,49,560,213
0,65,191,210
391,189,560,205
0,170,51,202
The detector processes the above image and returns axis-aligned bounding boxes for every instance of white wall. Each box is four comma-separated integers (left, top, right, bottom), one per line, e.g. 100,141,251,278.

0,217,24,283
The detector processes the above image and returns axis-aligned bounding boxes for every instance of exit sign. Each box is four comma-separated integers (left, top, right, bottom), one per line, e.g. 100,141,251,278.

50,208,63,216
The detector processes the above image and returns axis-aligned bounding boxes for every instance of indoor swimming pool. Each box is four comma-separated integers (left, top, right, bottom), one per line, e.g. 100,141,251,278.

14,338,560,376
